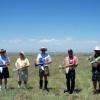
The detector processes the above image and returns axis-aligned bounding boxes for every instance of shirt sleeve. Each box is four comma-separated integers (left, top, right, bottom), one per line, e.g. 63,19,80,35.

74,56,79,65
25,58,30,66
88,56,94,62
47,54,52,62
64,57,69,65
15,58,19,68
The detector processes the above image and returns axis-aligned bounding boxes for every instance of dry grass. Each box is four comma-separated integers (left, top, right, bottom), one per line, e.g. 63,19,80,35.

0,53,100,100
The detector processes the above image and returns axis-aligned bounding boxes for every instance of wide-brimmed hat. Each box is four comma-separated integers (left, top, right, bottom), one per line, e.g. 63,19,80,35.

40,47,47,51
0,49,6,53
94,46,100,51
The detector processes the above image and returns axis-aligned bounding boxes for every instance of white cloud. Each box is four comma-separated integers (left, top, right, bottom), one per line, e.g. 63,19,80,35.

65,37,72,41
38,37,72,45
83,40,100,44
0,38,100,52
28,39,36,42
1,39,22,44
8,39,22,44
38,38,57,43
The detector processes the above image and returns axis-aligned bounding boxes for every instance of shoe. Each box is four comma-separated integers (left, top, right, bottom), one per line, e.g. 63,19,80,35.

64,89,70,93
43,88,49,92
93,89,97,94
69,90,73,94
98,89,100,93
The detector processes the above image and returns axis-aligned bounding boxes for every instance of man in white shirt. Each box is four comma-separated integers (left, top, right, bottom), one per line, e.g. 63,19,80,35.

0,49,10,91
36,47,52,91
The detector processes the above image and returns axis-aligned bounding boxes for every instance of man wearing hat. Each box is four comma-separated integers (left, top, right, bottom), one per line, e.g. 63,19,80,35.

36,47,52,91
0,49,10,91
89,46,100,93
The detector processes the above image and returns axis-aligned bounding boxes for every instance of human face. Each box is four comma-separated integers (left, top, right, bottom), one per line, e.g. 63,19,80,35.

41,50,46,54
68,51,73,58
95,50,100,55
0,52,6,56
19,53,25,59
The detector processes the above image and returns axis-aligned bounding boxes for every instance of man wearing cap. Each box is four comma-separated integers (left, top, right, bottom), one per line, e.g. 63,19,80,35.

15,51,30,88
64,49,78,94
0,49,10,91
36,47,52,91
89,46,100,93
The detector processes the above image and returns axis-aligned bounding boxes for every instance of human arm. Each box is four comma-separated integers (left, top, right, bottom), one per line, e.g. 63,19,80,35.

69,56,78,70
45,55,52,65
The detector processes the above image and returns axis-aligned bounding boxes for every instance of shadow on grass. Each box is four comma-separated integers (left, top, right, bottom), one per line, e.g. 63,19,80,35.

27,86,33,90
74,88,82,93
48,87,82,95
9,87,15,90
8,86,33,90
47,87,61,96
93,90,100,95
48,87,55,90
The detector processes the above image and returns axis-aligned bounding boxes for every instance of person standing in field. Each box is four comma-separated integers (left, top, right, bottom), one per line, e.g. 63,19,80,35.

0,49,10,91
64,49,78,94
36,47,52,91
15,51,30,88
89,46,100,93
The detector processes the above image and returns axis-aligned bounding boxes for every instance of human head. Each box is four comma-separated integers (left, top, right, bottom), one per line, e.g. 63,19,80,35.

40,47,47,54
0,49,6,56
68,49,73,58
19,51,25,59
94,46,100,56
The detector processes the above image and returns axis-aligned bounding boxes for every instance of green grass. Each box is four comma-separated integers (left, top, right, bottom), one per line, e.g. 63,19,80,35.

0,53,100,100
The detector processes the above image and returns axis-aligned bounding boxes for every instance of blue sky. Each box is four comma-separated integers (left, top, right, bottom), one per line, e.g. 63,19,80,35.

0,0,100,52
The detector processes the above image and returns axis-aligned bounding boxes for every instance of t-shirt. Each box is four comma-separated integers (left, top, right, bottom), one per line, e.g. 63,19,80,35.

36,53,52,66
89,56,100,72
15,58,30,70
64,56,78,66
0,55,10,67
64,56,78,73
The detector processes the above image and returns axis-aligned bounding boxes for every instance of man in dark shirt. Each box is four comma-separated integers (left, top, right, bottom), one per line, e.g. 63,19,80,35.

89,46,100,93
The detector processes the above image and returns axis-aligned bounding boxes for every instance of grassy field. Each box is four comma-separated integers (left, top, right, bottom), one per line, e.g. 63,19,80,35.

0,53,100,100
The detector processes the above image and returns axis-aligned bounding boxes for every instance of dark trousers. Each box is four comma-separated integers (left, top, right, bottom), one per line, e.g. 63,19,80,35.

66,70,75,92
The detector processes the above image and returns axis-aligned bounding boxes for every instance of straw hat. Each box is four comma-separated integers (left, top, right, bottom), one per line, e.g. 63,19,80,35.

40,47,47,51
94,46,100,51
0,49,6,53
